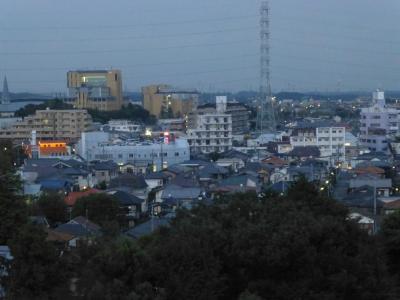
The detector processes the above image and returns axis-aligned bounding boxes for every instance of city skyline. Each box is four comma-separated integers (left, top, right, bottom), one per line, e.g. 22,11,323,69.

0,0,399,93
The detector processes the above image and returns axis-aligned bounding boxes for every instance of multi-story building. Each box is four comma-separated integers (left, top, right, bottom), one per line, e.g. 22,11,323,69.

187,96,232,154
196,99,249,134
66,70,123,111
360,90,399,153
142,84,199,118
289,121,346,161
0,109,92,142
101,120,142,133
158,119,186,132
77,131,190,171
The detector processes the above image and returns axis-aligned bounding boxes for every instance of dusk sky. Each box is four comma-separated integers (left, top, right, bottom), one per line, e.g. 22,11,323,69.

0,0,399,93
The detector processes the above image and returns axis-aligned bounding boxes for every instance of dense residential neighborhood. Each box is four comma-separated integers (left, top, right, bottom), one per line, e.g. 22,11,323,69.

2,0,400,299
3,83,400,298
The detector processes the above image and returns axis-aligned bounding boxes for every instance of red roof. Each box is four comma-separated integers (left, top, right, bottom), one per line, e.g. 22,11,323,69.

353,166,385,176
262,156,286,167
384,199,400,209
64,188,101,206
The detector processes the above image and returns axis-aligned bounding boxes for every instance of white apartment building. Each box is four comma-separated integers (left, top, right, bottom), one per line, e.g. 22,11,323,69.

289,122,346,160
77,131,190,170
359,90,400,153
187,96,232,154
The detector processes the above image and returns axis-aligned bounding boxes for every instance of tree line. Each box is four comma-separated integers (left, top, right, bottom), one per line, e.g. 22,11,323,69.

14,99,156,125
2,144,400,299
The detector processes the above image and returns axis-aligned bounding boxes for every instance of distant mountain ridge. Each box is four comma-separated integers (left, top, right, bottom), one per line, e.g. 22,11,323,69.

0,92,53,101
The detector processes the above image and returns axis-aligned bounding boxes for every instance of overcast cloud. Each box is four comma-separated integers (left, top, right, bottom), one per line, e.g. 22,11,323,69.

0,0,399,93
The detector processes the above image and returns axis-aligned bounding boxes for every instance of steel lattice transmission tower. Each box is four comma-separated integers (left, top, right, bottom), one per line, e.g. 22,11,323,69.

257,1,276,134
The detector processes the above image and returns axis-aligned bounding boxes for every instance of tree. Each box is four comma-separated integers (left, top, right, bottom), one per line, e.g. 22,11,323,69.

61,179,397,299
141,180,394,299
34,192,68,226
77,238,165,300
5,224,69,299
381,210,400,280
72,193,120,227
14,99,73,118
208,151,221,162
88,103,156,125
97,181,107,190
0,140,27,244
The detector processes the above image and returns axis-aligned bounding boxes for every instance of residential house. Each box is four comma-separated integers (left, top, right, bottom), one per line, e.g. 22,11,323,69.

64,188,101,207
286,146,321,161
109,174,149,200
213,174,259,194
145,172,169,190
349,174,392,197
125,213,175,239
216,157,245,172
107,190,147,227
349,213,374,235
91,160,119,184
21,158,95,192
161,184,204,210
53,217,101,247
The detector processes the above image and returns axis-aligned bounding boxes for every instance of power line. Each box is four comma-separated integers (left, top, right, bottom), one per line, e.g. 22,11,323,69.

271,37,400,57
11,65,259,84
0,26,258,43
0,53,259,72
0,14,258,31
0,39,256,56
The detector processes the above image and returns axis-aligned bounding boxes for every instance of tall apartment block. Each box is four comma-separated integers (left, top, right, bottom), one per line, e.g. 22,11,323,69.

0,109,92,142
67,70,123,111
289,122,346,161
142,84,199,118
196,100,249,134
187,96,232,154
359,90,400,153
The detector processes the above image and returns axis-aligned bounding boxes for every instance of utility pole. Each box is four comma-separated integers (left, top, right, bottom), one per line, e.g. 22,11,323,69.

373,183,377,234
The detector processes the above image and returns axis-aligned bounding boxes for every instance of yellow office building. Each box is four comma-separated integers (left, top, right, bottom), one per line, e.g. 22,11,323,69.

67,70,123,111
142,85,199,118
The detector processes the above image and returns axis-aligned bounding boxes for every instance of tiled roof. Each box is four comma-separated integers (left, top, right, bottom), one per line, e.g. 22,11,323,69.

64,188,101,206
353,166,385,175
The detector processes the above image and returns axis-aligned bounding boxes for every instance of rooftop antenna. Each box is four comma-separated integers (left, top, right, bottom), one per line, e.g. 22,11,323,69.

257,1,276,135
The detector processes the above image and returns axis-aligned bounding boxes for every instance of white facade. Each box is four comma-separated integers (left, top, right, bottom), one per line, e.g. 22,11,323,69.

102,120,142,133
187,96,232,154
290,125,346,159
360,90,400,153
77,131,190,170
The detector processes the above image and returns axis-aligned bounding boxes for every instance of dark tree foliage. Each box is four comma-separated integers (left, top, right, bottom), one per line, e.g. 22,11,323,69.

72,193,120,227
381,210,400,283
5,224,70,300
14,99,73,118
78,238,165,300
75,178,395,300
88,103,156,125
0,140,27,245
208,151,221,162
34,192,68,226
